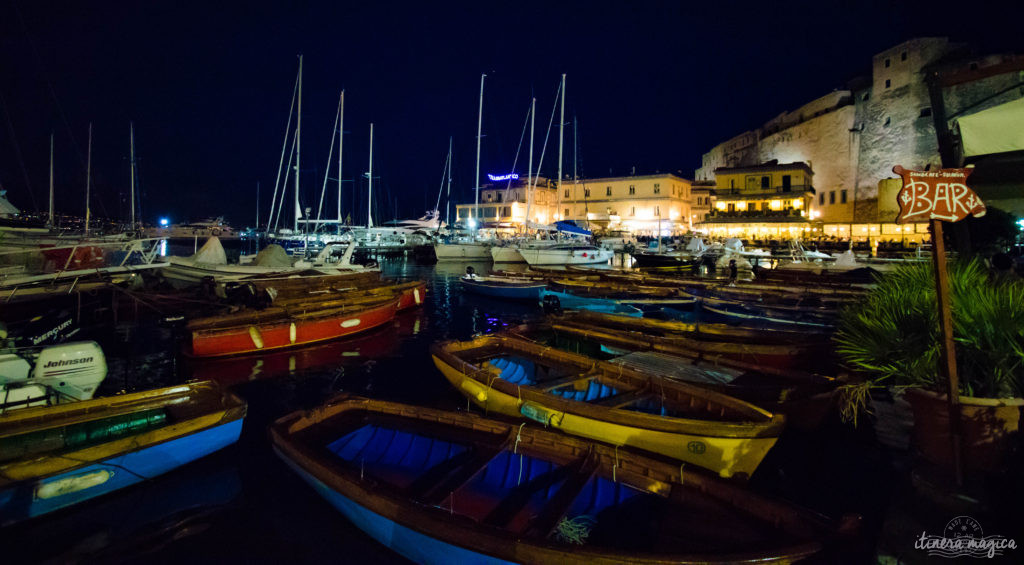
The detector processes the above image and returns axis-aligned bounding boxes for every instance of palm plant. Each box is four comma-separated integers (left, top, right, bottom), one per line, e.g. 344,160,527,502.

834,260,1024,421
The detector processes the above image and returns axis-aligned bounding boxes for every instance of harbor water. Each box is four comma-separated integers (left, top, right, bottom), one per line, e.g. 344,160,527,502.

3,258,909,564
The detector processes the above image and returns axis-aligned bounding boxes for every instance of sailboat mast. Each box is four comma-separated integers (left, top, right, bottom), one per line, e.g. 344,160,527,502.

294,54,303,233
474,73,485,231
526,97,534,232
557,73,565,223
85,123,92,237
337,90,344,231
129,122,136,229
256,182,260,228
367,123,374,229
445,137,453,228
48,133,54,227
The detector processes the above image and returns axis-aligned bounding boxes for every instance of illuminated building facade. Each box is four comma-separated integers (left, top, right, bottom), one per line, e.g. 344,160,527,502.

703,162,816,238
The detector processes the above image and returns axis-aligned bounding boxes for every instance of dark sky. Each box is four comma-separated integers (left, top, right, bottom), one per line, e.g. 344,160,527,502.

1,0,1021,227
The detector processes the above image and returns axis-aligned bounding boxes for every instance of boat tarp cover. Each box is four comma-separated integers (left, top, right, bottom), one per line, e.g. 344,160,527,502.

191,236,228,265
609,351,743,385
251,244,292,268
555,221,591,236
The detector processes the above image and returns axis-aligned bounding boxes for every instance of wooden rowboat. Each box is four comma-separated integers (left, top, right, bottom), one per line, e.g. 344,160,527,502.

431,335,785,478
271,396,859,564
0,381,246,525
460,276,547,301
509,321,838,430
558,309,831,345
187,297,400,357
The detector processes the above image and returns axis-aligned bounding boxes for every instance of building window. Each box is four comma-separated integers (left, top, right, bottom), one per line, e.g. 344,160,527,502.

885,79,891,88
628,185,636,195
840,189,848,204
502,206,511,216
761,176,769,189
919,107,932,117
653,183,660,194
727,203,735,212
729,179,735,189
829,191,836,205
564,189,569,198
901,51,907,61
884,116,891,127
564,208,569,217
747,202,756,212
495,193,502,202
655,206,661,216
606,186,612,196
819,193,825,206
885,58,890,68
630,207,635,216
584,187,591,197
782,175,791,191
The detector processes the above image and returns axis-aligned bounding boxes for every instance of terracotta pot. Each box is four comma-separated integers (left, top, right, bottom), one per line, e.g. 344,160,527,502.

905,388,1024,473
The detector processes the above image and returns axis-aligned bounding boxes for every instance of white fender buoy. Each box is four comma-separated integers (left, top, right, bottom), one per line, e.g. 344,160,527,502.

248,326,264,349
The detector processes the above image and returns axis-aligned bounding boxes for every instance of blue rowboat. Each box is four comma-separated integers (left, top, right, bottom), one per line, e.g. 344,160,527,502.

271,396,858,564
0,381,246,525
460,275,546,301
540,290,643,317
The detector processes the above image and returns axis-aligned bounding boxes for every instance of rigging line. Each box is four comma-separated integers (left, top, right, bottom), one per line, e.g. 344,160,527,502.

0,88,39,211
532,80,562,200
273,128,298,233
502,101,532,199
433,144,450,215
315,95,342,226
12,1,86,170
267,69,300,230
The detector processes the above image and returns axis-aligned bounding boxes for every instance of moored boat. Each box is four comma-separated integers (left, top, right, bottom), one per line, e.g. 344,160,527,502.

540,290,644,317
271,396,858,564
461,272,546,301
431,334,785,478
0,381,246,525
519,244,613,267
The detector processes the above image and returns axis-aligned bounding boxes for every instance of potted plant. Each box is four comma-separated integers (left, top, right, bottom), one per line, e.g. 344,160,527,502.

835,259,1024,473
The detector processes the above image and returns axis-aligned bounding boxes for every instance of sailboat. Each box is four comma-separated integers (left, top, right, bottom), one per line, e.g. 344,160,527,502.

434,74,492,262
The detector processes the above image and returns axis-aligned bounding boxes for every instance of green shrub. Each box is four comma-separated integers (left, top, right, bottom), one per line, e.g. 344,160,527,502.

835,259,1024,399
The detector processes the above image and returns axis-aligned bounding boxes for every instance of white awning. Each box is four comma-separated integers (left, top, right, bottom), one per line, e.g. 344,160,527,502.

957,97,1024,157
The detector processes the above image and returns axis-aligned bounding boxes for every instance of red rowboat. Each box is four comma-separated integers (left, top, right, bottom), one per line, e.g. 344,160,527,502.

188,298,400,358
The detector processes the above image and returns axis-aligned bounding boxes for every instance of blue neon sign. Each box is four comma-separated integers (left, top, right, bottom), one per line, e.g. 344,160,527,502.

487,173,519,182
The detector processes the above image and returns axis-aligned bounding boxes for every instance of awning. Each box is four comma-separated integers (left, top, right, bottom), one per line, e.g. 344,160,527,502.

957,97,1024,157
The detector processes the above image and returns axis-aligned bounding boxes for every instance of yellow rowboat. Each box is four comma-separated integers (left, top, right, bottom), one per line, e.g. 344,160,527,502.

0,381,246,525
431,335,785,479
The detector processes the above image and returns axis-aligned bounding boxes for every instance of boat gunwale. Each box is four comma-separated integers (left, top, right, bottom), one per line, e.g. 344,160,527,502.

271,397,843,564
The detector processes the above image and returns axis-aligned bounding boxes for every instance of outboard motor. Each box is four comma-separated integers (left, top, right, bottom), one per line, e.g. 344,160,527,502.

0,341,107,410
464,266,476,279
541,294,563,315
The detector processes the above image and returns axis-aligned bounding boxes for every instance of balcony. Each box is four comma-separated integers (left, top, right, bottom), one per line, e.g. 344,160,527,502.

703,209,808,223
712,185,815,201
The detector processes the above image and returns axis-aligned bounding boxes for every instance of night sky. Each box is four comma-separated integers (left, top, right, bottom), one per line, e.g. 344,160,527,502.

1,0,1020,227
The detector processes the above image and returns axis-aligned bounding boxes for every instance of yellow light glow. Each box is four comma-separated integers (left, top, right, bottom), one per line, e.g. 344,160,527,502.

792,199,803,209
716,202,727,211
770,200,782,211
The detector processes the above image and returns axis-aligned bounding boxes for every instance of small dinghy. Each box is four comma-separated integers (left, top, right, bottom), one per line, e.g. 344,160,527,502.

271,396,859,564
460,267,547,301
0,381,246,525
431,335,786,478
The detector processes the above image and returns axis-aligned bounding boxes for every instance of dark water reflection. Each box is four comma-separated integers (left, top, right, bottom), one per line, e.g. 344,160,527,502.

2,258,898,564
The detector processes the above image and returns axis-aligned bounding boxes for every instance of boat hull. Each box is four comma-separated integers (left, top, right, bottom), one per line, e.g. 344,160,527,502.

432,353,778,478
433,242,492,261
460,278,545,301
489,246,525,263
189,299,399,357
541,290,643,317
520,247,613,266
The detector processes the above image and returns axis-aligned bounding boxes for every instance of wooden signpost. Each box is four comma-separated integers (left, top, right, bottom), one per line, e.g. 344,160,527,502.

893,165,986,485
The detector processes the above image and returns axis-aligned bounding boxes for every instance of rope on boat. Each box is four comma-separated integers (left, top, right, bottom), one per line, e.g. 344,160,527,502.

515,422,526,485
553,515,596,545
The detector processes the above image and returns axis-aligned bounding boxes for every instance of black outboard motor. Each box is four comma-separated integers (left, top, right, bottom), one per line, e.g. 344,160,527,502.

541,294,563,315
464,266,476,279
